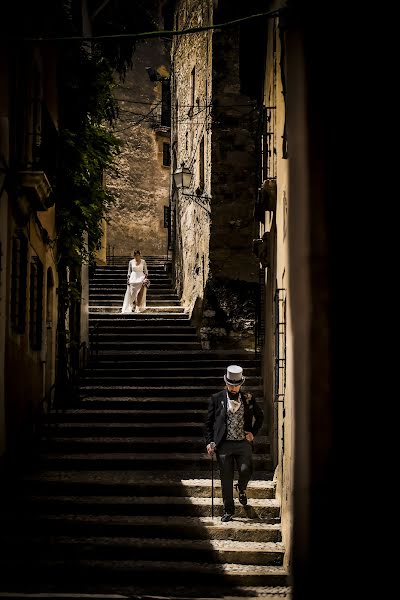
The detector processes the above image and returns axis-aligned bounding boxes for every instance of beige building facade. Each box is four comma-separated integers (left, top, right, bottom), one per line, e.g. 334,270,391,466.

256,9,293,573
0,44,59,456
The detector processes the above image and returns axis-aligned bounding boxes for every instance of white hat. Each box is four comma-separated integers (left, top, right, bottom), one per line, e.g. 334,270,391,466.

224,365,245,386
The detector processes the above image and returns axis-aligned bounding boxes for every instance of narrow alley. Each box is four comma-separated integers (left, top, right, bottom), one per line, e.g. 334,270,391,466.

0,0,368,598
0,257,289,597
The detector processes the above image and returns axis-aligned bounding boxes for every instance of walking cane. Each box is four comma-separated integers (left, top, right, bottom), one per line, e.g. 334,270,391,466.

211,452,214,519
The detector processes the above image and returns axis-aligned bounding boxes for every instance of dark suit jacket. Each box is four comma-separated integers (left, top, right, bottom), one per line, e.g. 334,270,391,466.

204,390,264,448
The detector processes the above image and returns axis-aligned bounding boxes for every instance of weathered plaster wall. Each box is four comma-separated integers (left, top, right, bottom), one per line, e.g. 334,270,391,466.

1,46,58,455
260,14,293,572
105,40,171,258
5,206,58,453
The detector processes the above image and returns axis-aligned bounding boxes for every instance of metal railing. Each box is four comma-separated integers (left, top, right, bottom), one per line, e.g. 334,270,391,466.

106,244,115,265
274,287,286,402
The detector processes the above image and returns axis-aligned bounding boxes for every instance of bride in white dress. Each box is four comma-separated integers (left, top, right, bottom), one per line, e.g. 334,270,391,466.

121,250,149,313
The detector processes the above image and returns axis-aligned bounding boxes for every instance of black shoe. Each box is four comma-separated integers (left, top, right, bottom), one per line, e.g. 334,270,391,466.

235,483,248,506
221,512,233,522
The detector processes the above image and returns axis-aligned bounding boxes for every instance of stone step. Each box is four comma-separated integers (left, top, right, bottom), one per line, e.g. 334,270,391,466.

98,272,171,277
89,312,190,321
0,535,284,566
85,342,203,351
85,356,257,366
50,421,211,435
13,472,275,500
84,351,259,362
8,495,280,520
79,394,211,401
89,322,193,330
89,321,190,330
87,333,199,342
36,453,272,471
82,369,259,381
101,266,170,269
39,436,269,454
80,376,261,387
0,513,281,541
82,366,259,376
92,280,175,285
47,422,266,436
89,306,187,314
91,270,172,275
79,386,262,397
16,468,274,481
51,406,209,420
89,292,179,299
91,274,173,281
90,284,175,291
89,294,180,310
92,270,171,274
97,263,170,268
0,559,288,587
96,265,169,271
88,336,200,346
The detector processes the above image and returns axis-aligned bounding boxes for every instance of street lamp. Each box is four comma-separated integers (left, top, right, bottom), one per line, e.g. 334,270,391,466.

173,162,192,190
173,161,211,216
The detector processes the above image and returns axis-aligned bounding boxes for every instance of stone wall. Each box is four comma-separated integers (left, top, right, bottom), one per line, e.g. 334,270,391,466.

105,39,171,258
210,24,260,283
171,0,261,348
171,0,213,311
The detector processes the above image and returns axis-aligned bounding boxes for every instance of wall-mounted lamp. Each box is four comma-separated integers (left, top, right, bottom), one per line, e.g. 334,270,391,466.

173,162,192,190
173,162,210,215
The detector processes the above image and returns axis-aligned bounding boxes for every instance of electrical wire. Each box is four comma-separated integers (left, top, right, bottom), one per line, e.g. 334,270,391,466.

112,100,162,133
17,9,281,43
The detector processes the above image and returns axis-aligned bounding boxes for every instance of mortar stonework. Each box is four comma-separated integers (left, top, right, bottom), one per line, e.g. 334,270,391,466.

171,0,212,313
172,0,259,348
105,39,170,258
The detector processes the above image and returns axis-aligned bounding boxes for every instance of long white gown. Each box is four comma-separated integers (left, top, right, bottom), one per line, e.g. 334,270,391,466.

121,258,148,313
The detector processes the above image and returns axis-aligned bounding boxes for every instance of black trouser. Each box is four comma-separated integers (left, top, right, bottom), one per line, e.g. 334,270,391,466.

216,439,253,515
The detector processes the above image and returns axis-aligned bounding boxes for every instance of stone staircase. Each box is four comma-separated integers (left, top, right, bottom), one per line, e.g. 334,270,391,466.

0,256,289,598
89,255,185,313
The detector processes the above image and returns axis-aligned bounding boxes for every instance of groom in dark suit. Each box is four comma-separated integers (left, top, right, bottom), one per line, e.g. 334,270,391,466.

205,365,264,522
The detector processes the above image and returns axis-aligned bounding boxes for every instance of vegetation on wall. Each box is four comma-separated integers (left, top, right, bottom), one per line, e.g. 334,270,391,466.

57,45,120,269
52,1,156,406
55,45,121,405
5,0,158,405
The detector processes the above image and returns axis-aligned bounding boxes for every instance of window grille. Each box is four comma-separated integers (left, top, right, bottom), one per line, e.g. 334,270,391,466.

161,79,171,127
189,67,196,116
10,233,28,333
255,267,265,354
274,288,286,402
29,256,43,350
261,106,277,181
163,142,171,167
199,137,205,191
